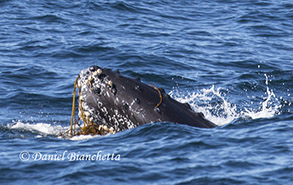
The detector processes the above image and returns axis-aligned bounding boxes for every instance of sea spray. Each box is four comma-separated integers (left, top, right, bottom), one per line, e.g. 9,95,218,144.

243,74,282,119
170,74,282,126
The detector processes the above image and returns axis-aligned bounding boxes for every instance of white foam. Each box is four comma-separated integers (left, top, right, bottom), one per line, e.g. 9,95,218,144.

10,121,102,140
69,134,101,141
169,74,282,126
10,121,68,136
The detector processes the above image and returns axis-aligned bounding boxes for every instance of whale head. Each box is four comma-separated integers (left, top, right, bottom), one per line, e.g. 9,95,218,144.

75,65,216,135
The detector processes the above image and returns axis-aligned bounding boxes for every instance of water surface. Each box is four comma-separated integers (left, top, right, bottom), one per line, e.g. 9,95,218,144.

0,0,292,184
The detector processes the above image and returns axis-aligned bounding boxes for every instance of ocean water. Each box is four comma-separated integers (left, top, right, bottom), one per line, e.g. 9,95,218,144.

0,0,292,184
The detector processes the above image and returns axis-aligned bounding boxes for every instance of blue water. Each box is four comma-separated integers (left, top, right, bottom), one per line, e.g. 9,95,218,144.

1,0,293,184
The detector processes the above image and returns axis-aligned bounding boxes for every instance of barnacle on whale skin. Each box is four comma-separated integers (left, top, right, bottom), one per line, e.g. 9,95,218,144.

68,67,118,137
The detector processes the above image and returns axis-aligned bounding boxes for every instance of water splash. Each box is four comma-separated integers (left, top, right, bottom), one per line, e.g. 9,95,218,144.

170,85,237,126
170,74,282,126
243,74,282,120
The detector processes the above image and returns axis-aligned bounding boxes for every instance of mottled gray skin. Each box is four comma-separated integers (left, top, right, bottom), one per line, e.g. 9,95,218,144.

78,66,216,133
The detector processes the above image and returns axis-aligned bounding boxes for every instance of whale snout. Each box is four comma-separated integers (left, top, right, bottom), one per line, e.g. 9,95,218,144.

77,66,135,133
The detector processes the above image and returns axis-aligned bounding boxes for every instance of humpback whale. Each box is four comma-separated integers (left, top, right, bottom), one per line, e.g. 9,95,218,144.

70,66,216,136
